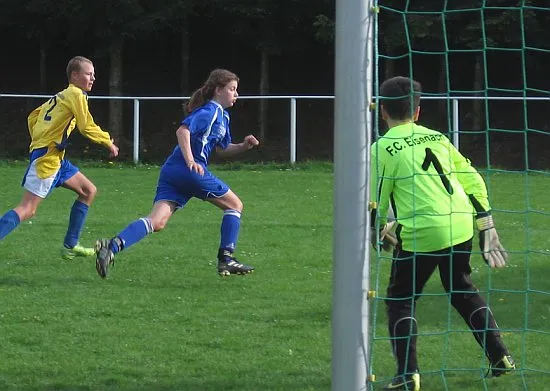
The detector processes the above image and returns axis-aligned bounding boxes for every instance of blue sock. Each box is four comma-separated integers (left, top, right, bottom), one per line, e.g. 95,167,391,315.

64,200,89,248
219,209,241,252
0,210,21,240
111,218,153,254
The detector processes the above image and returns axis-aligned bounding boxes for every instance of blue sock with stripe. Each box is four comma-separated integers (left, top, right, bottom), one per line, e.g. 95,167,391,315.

0,210,21,240
219,209,241,252
110,218,153,254
64,200,89,248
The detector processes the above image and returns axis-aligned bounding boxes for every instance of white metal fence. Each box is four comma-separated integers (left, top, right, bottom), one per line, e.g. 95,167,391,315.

1,94,548,163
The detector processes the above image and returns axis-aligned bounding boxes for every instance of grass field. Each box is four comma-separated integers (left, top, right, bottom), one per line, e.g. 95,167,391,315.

0,161,548,391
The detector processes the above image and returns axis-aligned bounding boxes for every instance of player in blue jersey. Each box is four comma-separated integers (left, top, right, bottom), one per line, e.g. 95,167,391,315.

0,56,119,259
94,69,259,278
371,76,515,390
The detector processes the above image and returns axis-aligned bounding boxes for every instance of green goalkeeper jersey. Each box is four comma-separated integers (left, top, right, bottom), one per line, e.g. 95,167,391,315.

370,122,491,252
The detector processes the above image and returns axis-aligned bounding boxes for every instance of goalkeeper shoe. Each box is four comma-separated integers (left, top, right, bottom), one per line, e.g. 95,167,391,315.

383,372,420,391
95,239,115,279
217,250,255,276
61,243,95,260
490,355,516,377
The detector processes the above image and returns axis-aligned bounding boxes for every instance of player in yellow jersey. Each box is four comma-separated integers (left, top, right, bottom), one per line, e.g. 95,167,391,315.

371,77,515,390
0,56,119,259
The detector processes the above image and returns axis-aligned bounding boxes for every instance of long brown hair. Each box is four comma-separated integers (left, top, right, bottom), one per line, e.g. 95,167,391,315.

185,69,239,113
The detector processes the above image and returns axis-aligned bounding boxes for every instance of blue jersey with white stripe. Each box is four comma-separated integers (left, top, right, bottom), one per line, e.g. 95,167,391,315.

165,100,232,166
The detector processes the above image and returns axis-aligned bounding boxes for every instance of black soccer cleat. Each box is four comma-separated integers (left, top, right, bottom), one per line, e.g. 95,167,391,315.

95,238,115,279
383,372,420,390
490,355,516,377
217,251,255,276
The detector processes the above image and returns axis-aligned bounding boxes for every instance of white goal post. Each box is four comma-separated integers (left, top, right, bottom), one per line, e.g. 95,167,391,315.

332,0,375,390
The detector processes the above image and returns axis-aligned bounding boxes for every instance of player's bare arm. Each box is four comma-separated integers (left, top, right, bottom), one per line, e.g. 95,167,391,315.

108,140,119,158
216,135,259,157
176,125,204,175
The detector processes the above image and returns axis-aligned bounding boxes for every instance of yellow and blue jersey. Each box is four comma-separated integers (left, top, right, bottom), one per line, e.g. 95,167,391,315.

166,100,232,167
370,122,490,252
27,84,112,178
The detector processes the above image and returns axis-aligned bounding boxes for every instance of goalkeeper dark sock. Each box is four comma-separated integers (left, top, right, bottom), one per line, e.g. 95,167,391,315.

467,304,508,361
387,303,419,374
453,292,508,361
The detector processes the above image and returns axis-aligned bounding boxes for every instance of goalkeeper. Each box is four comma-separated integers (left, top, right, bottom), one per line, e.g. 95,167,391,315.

370,76,515,391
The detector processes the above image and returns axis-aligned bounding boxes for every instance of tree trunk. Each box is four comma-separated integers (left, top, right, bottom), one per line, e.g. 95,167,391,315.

108,37,124,141
39,32,48,91
180,12,190,96
438,56,447,127
259,48,269,140
472,54,485,130
384,57,394,80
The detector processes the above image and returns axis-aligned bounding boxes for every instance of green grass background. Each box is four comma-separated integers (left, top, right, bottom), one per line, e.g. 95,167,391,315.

0,162,548,390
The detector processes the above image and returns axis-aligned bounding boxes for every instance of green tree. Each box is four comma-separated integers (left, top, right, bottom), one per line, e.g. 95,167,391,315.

62,0,146,142
378,1,539,130
138,0,201,96
211,0,333,140
0,0,67,90
444,0,538,130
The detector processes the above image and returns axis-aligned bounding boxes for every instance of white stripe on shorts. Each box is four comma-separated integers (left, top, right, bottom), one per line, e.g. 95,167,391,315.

23,160,58,198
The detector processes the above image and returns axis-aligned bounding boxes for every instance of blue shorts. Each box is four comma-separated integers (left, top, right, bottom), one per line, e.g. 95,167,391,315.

22,148,80,198
153,162,229,208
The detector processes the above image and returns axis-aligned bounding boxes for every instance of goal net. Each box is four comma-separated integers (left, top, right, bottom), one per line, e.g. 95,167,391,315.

369,1,550,390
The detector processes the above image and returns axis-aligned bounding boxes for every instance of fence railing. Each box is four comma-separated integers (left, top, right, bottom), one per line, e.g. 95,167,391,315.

1,94,548,163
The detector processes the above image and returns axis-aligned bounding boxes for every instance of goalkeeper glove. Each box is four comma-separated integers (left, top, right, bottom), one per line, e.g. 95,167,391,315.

476,215,508,268
370,221,398,252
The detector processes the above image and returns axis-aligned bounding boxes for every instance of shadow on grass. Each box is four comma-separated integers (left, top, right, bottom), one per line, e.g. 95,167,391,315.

373,368,543,391
0,274,98,287
1,376,331,391
0,276,30,286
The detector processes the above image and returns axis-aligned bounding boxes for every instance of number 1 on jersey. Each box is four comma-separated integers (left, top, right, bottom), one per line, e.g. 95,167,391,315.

422,147,454,195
